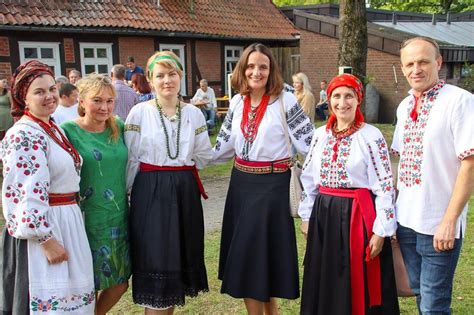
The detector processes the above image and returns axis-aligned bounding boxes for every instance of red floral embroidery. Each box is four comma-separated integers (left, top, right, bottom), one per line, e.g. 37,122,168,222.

4,182,26,204
367,142,394,194
320,135,352,188
399,81,445,187
458,148,474,161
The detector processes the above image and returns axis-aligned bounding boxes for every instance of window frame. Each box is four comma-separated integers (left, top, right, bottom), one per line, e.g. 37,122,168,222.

18,41,62,76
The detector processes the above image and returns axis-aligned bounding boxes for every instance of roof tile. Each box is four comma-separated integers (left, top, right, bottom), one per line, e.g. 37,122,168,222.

0,0,296,40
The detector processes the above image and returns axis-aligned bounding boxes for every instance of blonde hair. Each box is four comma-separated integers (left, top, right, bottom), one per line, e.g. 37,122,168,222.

292,72,312,95
146,50,184,81
76,73,120,142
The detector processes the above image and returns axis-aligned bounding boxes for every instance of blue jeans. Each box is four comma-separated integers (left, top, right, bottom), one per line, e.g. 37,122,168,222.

397,224,462,315
201,108,216,129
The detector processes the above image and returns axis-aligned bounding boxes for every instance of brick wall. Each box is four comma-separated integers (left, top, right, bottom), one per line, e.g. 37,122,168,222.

195,41,222,95
0,37,9,57
118,36,155,70
299,30,413,123
63,38,75,63
0,62,12,82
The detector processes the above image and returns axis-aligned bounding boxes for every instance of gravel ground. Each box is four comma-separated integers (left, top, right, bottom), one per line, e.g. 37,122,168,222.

201,176,230,233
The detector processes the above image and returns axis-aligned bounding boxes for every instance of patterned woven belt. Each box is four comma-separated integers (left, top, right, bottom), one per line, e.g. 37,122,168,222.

49,192,79,206
234,156,292,174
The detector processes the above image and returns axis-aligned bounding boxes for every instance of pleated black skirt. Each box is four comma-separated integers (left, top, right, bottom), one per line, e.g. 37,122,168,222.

0,228,29,315
218,167,299,302
130,169,208,309
300,192,399,315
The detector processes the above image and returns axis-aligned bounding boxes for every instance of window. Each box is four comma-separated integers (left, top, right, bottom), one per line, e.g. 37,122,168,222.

79,43,113,76
18,42,61,75
159,44,187,96
224,45,243,96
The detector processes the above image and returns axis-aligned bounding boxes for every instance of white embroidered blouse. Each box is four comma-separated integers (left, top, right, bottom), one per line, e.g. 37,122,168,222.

391,82,474,238
212,92,314,163
124,101,213,190
298,124,397,237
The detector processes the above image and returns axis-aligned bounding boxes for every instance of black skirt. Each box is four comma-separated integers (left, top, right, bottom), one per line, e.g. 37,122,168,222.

219,167,299,302
130,169,208,309
300,192,399,315
0,228,29,315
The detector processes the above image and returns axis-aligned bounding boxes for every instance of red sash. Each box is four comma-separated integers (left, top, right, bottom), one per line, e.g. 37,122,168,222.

139,163,208,199
319,186,382,315
49,192,79,206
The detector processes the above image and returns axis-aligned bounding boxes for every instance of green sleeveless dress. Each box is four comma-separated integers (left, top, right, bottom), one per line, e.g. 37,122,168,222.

62,119,131,290
0,92,13,131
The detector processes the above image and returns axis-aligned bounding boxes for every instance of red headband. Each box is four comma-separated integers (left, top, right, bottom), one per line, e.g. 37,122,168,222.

11,60,54,119
325,74,365,130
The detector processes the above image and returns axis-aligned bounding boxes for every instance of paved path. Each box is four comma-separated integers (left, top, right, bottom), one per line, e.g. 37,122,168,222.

202,177,229,233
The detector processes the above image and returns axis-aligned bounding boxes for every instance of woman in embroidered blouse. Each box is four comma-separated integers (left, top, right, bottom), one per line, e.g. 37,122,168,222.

124,51,212,314
0,60,95,314
298,74,399,315
61,74,130,315
293,72,316,123
213,43,314,314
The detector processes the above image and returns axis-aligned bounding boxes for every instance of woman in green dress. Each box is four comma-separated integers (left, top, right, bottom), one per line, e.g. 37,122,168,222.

0,78,13,139
62,73,131,315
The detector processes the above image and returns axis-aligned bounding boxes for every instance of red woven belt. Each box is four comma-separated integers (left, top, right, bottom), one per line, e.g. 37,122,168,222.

49,192,79,206
234,156,291,174
319,186,382,315
139,163,208,199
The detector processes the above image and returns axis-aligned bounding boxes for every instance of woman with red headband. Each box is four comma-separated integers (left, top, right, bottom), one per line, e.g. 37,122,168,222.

213,43,314,314
0,60,95,313
298,74,399,315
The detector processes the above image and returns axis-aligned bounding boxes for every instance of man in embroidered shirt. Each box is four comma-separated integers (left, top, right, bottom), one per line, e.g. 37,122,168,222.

111,64,138,121
392,37,474,314
192,79,217,132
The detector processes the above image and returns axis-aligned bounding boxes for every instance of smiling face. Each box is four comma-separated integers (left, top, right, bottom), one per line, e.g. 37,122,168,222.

25,75,58,122
151,63,181,100
80,87,115,124
69,72,80,85
329,86,358,126
400,39,442,96
292,78,303,92
245,51,270,94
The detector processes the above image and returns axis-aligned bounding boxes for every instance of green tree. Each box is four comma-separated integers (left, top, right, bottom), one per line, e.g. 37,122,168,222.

368,0,474,14
273,0,339,6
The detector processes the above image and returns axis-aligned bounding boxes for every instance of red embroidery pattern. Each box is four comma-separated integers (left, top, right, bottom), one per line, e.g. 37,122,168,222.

384,208,395,221
33,181,50,202
5,130,47,155
17,154,41,176
4,183,25,204
399,81,445,187
389,148,400,157
320,135,352,188
458,148,474,161
367,144,393,194
375,138,391,174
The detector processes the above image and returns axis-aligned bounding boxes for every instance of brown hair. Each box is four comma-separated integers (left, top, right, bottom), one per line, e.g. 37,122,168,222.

231,43,283,96
76,73,120,142
146,50,184,81
131,73,151,94
400,37,441,57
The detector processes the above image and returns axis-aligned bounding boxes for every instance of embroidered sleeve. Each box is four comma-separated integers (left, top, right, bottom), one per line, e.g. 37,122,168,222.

1,129,53,242
285,93,314,156
451,91,474,161
298,134,320,221
212,104,236,164
124,106,141,191
192,111,213,169
366,134,397,237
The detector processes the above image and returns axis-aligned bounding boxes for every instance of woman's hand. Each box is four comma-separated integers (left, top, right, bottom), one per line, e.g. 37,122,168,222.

40,238,68,264
301,221,309,240
369,234,384,260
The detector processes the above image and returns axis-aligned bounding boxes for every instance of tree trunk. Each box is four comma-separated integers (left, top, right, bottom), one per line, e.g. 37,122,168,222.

338,0,368,81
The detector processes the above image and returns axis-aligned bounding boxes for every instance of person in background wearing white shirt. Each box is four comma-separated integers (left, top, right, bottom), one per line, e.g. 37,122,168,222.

392,37,474,314
192,79,217,132
52,83,79,125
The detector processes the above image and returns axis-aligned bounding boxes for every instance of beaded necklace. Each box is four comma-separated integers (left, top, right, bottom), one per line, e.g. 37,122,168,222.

240,94,270,142
155,97,181,160
23,110,81,174
330,120,362,162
